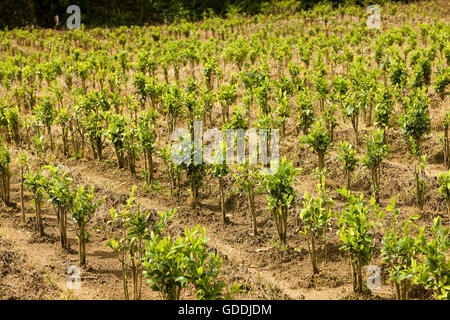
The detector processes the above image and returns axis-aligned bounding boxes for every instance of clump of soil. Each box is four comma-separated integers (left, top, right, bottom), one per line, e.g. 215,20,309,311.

0,239,62,300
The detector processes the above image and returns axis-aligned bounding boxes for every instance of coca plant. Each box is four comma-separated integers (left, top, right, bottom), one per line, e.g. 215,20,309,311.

298,172,333,274
234,161,262,236
107,186,148,300
106,113,126,168
411,217,449,300
43,165,73,249
323,103,338,143
304,120,331,171
434,63,449,100
138,110,158,185
342,92,361,146
336,188,381,294
82,109,106,161
381,198,420,300
56,107,71,156
23,168,47,236
124,123,138,177
34,95,56,151
374,85,394,142
336,141,358,190
72,185,103,267
362,129,389,203
143,211,225,300
162,84,182,136
218,82,238,124
210,142,231,224
261,157,300,245
275,90,291,136
398,88,430,154
296,88,315,136
158,145,182,197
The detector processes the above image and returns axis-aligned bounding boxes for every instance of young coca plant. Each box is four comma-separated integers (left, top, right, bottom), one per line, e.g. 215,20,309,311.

261,157,300,245
56,107,71,157
360,73,377,128
313,71,329,113
218,82,238,124
374,86,394,142
158,145,182,197
5,107,19,145
203,57,218,91
336,188,382,294
224,104,249,131
162,84,182,136
332,74,349,108
254,112,279,169
106,113,126,168
133,72,151,109
183,152,206,209
296,88,315,136
288,61,302,89
82,110,106,161
179,217,226,299
254,77,272,117
275,90,291,136
381,198,420,300
323,102,338,143
72,185,103,267
182,95,206,209
336,141,358,190
0,142,11,205
106,186,148,300
398,88,430,154
31,131,46,164
200,87,215,127
411,217,449,300
274,77,294,99
408,212,450,300
138,110,158,185
0,102,11,143
34,96,55,151
389,55,407,89
411,55,432,89
126,96,140,126
23,168,47,236
184,41,200,79
234,161,262,236
434,64,449,100
223,38,249,71
362,130,389,203
342,92,361,146
124,123,139,177
304,120,331,171
43,165,73,249
143,211,225,300
143,77,163,109
298,173,333,274
438,170,450,217
210,142,231,224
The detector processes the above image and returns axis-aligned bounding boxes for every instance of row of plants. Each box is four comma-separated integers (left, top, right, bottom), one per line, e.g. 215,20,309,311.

2,134,450,299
